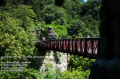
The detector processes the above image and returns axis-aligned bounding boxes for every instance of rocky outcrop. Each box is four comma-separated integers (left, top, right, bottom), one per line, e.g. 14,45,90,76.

38,26,70,73
39,51,70,73
45,26,58,40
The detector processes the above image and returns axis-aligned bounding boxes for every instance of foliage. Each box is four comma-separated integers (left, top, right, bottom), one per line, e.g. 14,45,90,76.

65,0,101,37
41,22,68,39
31,0,55,21
0,68,43,79
42,4,67,25
67,20,85,37
60,55,95,79
79,0,101,20
53,51,61,63
61,69,90,79
68,55,95,71
45,64,56,79
42,63,61,79
63,0,85,20
0,11,36,59
84,15,100,37
31,0,43,21
67,17,100,37
12,4,38,31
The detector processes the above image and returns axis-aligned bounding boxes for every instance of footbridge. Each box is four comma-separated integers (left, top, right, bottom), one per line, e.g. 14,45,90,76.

35,37,100,59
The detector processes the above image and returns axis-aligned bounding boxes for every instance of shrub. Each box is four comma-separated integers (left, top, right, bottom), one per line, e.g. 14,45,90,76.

42,63,61,79
0,11,36,60
0,68,43,79
61,55,95,79
67,20,85,37
68,55,95,71
41,22,68,39
61,69,90,79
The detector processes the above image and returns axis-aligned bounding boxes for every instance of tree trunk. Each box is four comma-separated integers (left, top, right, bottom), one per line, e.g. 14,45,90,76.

0,0,4,6
55,0,64,6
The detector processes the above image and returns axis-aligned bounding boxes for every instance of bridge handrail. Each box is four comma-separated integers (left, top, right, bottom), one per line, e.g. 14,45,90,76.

35,37,100,59
37,37,100,45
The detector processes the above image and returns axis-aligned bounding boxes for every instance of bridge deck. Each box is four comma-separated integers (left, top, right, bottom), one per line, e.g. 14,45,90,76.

35,37,100,59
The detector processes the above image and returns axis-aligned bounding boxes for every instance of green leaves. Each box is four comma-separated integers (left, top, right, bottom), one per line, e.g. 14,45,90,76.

42,4,67,25
60,55,95,79
0,11,36,60
68,55,95,71
12,5,37,31
67,20,85,37
0,68,42,79
41,22,68,39
61,68,90,79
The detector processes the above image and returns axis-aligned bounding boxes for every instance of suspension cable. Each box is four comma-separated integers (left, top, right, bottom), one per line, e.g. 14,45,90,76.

37,0,101,46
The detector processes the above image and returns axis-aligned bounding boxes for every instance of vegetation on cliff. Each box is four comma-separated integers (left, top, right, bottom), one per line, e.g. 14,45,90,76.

0,0,101,78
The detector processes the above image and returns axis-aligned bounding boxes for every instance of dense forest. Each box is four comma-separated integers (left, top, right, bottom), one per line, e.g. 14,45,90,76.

0,0,101,79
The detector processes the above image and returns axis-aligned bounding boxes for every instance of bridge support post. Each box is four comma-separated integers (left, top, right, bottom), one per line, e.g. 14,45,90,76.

89,0,120,79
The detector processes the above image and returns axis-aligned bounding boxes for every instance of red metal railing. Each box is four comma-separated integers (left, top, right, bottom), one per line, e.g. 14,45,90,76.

35,37,100,59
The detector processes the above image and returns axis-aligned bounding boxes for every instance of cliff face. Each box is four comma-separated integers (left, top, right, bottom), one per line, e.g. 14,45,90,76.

37,26,70,73
39,51,70,73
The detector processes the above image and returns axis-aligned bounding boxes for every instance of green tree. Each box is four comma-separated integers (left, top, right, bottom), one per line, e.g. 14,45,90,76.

42,4,67,25
60,55,95,79
0,11,36,59
31,0,55,21
12,4,38,31
67,20,86,37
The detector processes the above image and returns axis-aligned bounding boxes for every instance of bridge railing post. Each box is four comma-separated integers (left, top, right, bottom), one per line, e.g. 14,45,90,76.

72,39,76,53
66,39,68,53
92,38,99,56
68,39,72,53
75,39,77,55
81,39,85,54
63,39,66,52
58,41,61,52
60,40,62,52
86,38,92,56
61,40,64,52
76,39,81,55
